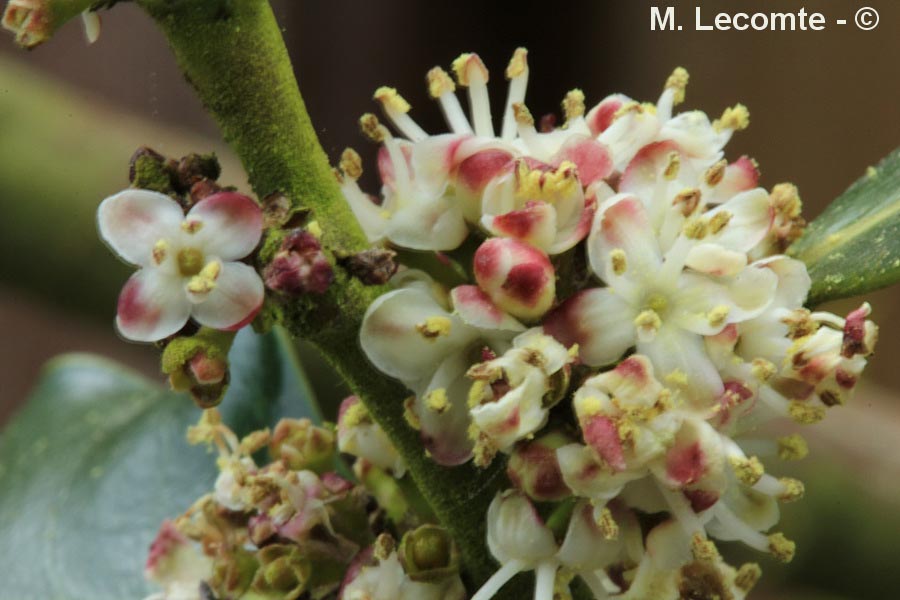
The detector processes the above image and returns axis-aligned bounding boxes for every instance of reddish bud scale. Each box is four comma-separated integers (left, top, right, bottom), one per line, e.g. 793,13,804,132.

264,230,333,295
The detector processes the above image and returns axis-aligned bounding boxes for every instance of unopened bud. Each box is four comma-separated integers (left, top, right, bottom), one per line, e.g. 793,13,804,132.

507,431,574,501
263,229,334,296
473,238,555,322
399,525,461,583
250,545,311,598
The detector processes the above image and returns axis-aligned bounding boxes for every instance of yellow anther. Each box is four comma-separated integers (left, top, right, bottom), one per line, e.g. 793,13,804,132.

577,395,604,418
707,305,731,328
683,218,709,240
471,432,498,468
415,316,452,340
339,148,363,180
666,370,689,388
634,310,662,334
595,506,619,540
451,52,488,86
467,380,489,409
788,401,826,425
664,67,689,105
673,188,701,217
768,533,796,563
777,434,809,461
714,103,750,132
567,343,580,359
770,183,802,218
730,455,764,485
610,249,627,275
359,113,385,142
342,401,372,428
751,358,777,382
181,220,203,234
735,563,762,592
783,309,817,339
512,102,534,126
778,477,805,502
708,210,732,234
186,260,221,295
562,88,586,121
177,247,205,277
424,388,450,414
426,67,456,97
704,159,728,187
514,159,578,200
152,240,169,265
373,86,411,113
505,47,528,78
690,533,720,562
307,220,323,238
663,151,681,180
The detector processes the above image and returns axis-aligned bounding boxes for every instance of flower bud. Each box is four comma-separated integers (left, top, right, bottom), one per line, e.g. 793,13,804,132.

399,525,461,583
250,544,311,599
269,418,335,473
161,329,234,408
263,228,334,295
473,238,555,322
507,431,574,501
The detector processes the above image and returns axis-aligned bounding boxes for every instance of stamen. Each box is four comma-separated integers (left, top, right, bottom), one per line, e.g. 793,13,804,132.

730,455,764,485
708,210,732,234
339,148,363,180
664,66,689,105
704,159,727,187
358,112,385,142
713,104,750,132
673,188,701,217
470,559,526,600
501,47,529,140
594,505,619,540
634,310,662,340
690,533,720,562
663,151,681,180
788,401,826,424
512,103,544,155
415,316,452,339
767,532,796,562
152,240,169,265
424,388,450,414
373,86,427,141
562,88,586,123
683,218,708,240
711,502,769,552
610,249,627,275
751,358,776,382
770,183,802,218
777,434,809,461
452,52,493,137
735,563,762,592
707,305,730,328
426,67,473,134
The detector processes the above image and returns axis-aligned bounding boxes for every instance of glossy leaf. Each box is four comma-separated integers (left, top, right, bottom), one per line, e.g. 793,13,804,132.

790,148,900,306
0,327,316,597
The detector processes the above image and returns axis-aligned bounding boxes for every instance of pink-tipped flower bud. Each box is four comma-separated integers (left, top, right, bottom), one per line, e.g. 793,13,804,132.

473,238,555,322
507,431,574,502
264,229,333,295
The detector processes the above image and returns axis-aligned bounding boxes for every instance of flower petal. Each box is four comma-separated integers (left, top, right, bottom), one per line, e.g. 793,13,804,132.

585,93,631,136
672,267,777,335
588,195,662,281
186,192,264,261
543,288,636,366
482,202,557,251
450,285,525,332
704,188,773,253
638,326,723,402
190,262,264,330
386,192,469,251
98,189,184,266
415,352,475,466
116,269,190,342
360,287,476,388
552,135,613,187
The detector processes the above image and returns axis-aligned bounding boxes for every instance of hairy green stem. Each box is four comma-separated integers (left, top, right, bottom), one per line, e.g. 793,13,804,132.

132,0,515,591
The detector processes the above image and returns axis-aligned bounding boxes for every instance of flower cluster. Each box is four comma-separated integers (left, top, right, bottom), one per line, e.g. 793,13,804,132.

351,50,879,598
143,409,465,600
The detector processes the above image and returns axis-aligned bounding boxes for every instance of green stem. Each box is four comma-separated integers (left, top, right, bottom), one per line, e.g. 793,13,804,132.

132,0,512,591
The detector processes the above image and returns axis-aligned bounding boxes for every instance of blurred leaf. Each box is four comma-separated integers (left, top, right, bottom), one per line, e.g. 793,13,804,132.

0,327,316,597
789,148,900,306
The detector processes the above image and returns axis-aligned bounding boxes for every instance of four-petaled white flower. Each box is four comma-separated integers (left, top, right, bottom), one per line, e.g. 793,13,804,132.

98,189,265,342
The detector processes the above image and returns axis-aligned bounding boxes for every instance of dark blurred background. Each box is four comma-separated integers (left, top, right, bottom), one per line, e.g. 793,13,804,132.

1,1,898,597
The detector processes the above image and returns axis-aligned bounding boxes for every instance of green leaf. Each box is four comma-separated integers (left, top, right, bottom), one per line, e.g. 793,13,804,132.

0,327,316,598
789,148,900,306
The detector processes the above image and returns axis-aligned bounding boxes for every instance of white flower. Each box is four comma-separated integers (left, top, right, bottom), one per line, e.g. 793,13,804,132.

545,191,777,402
98,189,264,342
359,271,524,464
471,490,560,600
468,328,572,455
